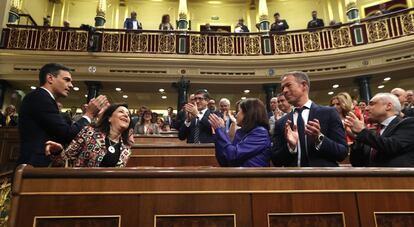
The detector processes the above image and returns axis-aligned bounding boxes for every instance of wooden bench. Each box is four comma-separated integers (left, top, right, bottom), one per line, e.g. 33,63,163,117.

127,143,218,167
9,166,414,227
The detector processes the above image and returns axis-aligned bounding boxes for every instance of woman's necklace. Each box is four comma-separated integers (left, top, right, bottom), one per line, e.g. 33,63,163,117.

107,138,118,153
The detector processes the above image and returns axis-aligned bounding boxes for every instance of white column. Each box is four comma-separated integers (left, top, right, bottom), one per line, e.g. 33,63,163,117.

95,0,107,27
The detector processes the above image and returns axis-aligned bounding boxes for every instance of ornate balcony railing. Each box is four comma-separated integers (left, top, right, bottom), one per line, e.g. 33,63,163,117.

1,8,413,56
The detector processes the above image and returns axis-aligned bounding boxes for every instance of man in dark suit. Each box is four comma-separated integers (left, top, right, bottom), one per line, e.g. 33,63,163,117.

307,11,325,29
179,89,214,143
270,13,289,32
345,93,414,167
123,11,142,30
272,71,348,167
164,106,176,128
18,63,108,167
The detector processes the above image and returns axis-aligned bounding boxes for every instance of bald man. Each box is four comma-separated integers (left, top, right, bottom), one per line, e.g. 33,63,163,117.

345,93,414,167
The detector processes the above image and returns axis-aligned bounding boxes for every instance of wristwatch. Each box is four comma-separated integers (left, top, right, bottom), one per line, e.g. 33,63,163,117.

317,134,325,144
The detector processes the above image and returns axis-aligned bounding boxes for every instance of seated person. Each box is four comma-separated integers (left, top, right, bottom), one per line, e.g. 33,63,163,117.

159,14,174,30
209,98,271,167
134,110,160,135
3,104,18,126
157,117,170,132
270,13,289,32
345,93,414,167
124,11,142,30
46,103,133,167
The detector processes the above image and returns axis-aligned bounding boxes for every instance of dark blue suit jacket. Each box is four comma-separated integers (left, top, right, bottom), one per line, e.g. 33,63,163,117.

123,18,142,30
178,109,214,143
350,117,414,167
18,88,89,167
271,102,348,167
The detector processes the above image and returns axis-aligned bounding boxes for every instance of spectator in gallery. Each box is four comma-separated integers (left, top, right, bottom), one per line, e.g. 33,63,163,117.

209,98,271,167
379,3,390,15
270,13,289,32
124,11,143,30
329,19,342,27
46,103,133,167
43,16,51,27
62,20,71,31
234,18,249,33
159,14,174,31
307,10,324,29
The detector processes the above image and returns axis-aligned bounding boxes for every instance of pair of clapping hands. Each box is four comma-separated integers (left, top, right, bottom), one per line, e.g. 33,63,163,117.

45,95,110,156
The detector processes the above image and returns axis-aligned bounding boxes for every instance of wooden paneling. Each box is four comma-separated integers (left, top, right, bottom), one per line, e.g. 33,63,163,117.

375,213,414,227
140,194,250,226
13,195,139,227
268,213,344,227
128,143,217,167
0,128,20,167
252,193,358,227
155,215,235,227
357,192,414,227
134,134,184,144
9,167,414,227
34,216,120,227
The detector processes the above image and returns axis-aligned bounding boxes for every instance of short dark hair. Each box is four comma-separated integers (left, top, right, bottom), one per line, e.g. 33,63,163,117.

239,98,269,133
274,12,280,17
95,103,133,146
276,92,285,98
195,89,211,101
39,63,71,86
281,71,311,91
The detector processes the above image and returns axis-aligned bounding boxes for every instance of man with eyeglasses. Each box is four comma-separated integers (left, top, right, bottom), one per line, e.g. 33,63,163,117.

179,89,214,143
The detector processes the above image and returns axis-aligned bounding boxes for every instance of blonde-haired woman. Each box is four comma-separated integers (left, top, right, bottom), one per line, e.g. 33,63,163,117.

330,92,362,143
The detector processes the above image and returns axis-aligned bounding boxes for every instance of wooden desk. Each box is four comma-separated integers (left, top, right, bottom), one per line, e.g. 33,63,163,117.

0,128,20,167
9,166,414,227
128,143,218,167
134,134,185,144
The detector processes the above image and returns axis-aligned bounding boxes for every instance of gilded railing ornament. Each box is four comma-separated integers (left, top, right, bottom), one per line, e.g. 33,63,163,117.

0,178,11,226
402,13,414,34
274,35,292,54
367,19,389,42
189,35,207,54
245,36,261,55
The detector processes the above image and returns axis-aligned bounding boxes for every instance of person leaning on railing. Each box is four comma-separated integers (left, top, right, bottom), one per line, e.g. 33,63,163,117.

209,98,271,167
45,103,133,167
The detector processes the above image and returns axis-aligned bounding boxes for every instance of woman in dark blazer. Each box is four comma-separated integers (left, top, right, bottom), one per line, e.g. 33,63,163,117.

209,98,271,167
46,103,133,167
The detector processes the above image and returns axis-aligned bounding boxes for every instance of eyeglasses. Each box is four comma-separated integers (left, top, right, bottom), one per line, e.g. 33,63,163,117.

194,97,206,101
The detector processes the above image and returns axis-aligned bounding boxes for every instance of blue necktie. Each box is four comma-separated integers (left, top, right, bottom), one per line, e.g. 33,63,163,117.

296,107,308,166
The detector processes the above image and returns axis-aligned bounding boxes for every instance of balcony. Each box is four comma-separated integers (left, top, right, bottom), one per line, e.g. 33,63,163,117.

1,8,414,56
